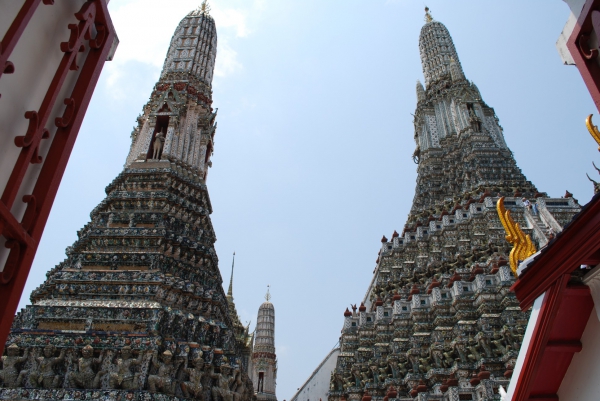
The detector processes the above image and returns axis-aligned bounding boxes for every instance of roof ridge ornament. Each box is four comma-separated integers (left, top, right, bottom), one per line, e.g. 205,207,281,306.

424,6,433,23
496,197,536,276
585,114,600,151
189,0,211,16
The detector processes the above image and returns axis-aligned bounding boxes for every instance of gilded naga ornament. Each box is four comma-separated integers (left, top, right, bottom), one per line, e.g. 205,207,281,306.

496,197,536,276
585,114,600,151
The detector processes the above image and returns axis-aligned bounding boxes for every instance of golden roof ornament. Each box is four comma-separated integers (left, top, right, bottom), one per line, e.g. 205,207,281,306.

424,7,433,23
199,0,211,16
585,114,600,151
496,197,536,276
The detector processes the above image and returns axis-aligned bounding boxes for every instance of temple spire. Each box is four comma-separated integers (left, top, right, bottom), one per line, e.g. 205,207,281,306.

227,251,235,298
252,288,277,399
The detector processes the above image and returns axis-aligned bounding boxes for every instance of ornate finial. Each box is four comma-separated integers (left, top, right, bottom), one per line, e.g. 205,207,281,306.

585,114,600,151
199,0,211,15
587,161,600,193
265,285,271,302
424,6,433,23
227,251,235,298
496,197,536,276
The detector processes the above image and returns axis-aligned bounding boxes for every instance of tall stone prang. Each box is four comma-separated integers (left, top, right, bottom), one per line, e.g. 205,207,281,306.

0,3,254,401
125,1,217,178
251,289,277,401
327,9,582,401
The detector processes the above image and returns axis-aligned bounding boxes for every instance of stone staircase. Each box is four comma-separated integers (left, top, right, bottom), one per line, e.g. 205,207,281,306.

524,202,563,249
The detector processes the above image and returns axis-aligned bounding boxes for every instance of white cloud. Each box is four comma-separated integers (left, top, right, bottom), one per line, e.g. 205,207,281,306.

212,7,250,38
214,38,243,77
278,344,290,357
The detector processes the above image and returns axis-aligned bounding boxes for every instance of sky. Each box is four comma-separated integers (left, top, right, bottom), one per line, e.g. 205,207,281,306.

15,1,600,399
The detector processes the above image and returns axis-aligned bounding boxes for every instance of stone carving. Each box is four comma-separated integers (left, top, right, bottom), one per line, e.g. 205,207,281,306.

181,354,206,399
467,337,482,362
148,350,178,394
211,363,233,401
431,347,444,368
108,346,144,390
64,345,105,389
330,372,344,391
230,367,246,401
0,344,28,388
477,333,494,358
30,345,65,388
408,354,420,374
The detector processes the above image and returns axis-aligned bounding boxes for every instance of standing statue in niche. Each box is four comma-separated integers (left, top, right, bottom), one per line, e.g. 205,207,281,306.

0,344,29,388
153,130,165,160
30,345,66,388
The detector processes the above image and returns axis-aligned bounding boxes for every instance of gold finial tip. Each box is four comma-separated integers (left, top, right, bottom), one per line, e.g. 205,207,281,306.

424,6,433,23
265,285,271,302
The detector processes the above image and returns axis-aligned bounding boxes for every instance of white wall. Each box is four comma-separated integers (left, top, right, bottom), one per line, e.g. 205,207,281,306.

557,307,600,400
556,0,587,65
504,293,545,401
290,348,340,401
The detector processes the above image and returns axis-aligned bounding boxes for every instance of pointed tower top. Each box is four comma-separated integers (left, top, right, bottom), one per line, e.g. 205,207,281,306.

418,13,464,86
227,252,235,298
424,7,433,23
162,1,217,85
265,285,271,302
